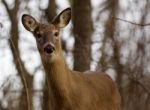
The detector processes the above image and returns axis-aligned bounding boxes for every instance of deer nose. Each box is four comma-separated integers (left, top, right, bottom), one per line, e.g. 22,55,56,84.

44,44,55,54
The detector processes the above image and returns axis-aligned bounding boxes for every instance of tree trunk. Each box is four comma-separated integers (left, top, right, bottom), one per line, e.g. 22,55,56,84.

72,0,93,71
45,0,56,22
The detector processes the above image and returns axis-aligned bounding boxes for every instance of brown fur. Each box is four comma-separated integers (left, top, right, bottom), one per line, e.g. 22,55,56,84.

22,8,121,110
42,55,121,110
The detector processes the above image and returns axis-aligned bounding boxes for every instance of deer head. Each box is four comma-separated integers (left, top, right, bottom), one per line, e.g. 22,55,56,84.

22,8,71,61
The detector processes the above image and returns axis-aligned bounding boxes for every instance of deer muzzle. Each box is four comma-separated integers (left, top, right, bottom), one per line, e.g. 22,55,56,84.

44,43,55,54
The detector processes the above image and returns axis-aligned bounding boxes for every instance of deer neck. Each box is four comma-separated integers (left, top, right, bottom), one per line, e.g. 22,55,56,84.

40,48,72,100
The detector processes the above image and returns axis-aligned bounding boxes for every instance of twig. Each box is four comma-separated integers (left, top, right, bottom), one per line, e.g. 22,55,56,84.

9,38,31,110
112,16,150,27
0,89,45,93
127,72,150,95
2,0,12,17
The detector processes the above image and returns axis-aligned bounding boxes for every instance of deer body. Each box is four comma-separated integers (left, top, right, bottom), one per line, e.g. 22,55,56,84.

22,8,121,110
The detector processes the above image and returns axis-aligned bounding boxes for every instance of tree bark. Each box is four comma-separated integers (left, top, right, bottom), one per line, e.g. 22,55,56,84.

45,0,56,22
72,0,93,71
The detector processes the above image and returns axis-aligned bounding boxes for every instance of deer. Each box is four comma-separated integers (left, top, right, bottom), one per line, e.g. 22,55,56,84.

21,8,121,110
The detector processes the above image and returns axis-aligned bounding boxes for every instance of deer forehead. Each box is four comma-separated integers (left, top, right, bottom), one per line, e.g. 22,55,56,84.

34,24,58,34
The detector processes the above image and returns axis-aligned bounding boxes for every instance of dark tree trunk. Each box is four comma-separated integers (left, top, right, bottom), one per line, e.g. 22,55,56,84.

72,0,93,71
45,0,56,22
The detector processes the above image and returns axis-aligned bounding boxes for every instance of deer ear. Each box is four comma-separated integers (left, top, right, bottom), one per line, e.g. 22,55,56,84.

22,14,38,32
52,8,71,28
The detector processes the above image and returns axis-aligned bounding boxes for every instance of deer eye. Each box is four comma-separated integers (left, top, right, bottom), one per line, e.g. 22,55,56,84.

54,32,59,37
37,33,42,39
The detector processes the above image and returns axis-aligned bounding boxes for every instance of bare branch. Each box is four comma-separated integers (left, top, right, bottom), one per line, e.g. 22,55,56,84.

138,75,150,95
0,89,45,93
2,0,13,17
112,16,150,27
2,0,10,12
127,71,150,95
9,38,32,110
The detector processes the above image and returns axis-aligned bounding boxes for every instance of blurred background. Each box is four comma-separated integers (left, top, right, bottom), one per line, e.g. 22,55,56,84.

0,0,150,110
